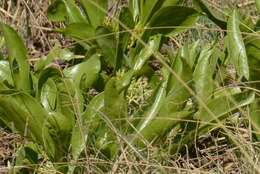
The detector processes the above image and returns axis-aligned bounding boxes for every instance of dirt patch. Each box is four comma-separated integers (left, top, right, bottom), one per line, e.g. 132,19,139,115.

0,128,23,174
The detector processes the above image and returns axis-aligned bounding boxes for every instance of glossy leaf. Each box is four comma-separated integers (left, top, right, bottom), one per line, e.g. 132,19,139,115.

194,91,255,122
61,23,95,41
80,0,107,28
193,47,218,101
136,111,191,145
0,60,13,86
250,99,260,141
136,80,167,132
0,23,31,91
0,90,56,159
165,55,193,105
227,10,249,80
256,0,260,16
48,0,87,23
245,35,260,89
96,27,117,68
140,0,165,26
40,79,57,111
133,35,162,72
64,54,101,89
35,45,75,71
119,7,135,52
104,78,127,122
129,0,140,22
148,6,200,36
193,0,226,29
70,93,104,162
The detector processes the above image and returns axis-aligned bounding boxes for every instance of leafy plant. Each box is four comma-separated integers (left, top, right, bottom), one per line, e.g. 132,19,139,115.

0,0,260,173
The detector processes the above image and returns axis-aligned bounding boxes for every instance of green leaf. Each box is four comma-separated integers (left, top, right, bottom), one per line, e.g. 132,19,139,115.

148,6,200,36
129,0,140,22
61,23,95,41
133,35,162,72
14,143,39,173
140,0,165,25
35,44,75,71
193,46,218,101
139,0,180,25
0,23,31,91
256,0,260,16
227,10,249,80
160,57,192,114
162,0,180,7
48,0,87,23
104,78,128,122
96,27,118,68
250,99,260,141
56,79,83,119
194,91,255,122
180,40,200,68
0,60,13,86
136,111,191,145
136,80,167,133
245,34,260,89
40,79,57,111
80,0,107,28
119,7,135,52
64,54,101,90
193,0,226,29
47,0,67,22
48,112,73,134
37,66,62,100
70,93,104,163
0,90,56,159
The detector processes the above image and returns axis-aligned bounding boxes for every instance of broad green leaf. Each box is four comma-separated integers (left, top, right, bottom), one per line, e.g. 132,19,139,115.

14,143,39,173
227,10,249,80
245,35,260,89
119,7,135,53
129,0,140,22
48,112,73,133
136,80,167,133
35,44,75,71
47,0,67,22
256,0,260,16
80,0,107,28
70,93,104,163
193,0,226,29
48,0,87,23
250,99,260,141
37,66,62,100
140,0,165,26
0,90,56,159
61,23,95,41
179,40,200,68
0,60,13,86
40,79,57,111
56,79,83,119
139,0,180,26
148,6,200,36
104,78,127,122
133,35,162,72
193,47,218,101
136,111,191,145
160,57,192,114
194,91,255,122
96,27,117,68
0,23,31,91
64,54,101,89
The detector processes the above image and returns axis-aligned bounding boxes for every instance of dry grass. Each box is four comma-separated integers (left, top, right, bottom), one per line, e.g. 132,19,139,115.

0,0,260,173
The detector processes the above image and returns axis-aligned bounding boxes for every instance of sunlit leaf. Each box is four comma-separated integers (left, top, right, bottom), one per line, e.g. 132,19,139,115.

227,10,249,80
0,23,31,91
